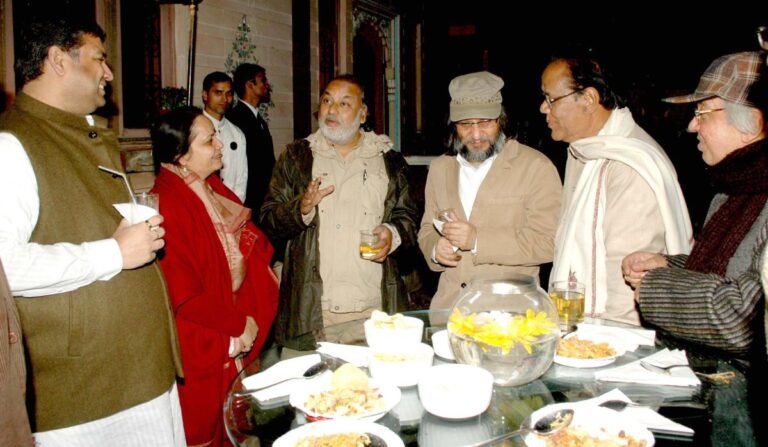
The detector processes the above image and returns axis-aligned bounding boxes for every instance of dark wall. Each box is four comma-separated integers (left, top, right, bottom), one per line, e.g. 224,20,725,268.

412,5,765,233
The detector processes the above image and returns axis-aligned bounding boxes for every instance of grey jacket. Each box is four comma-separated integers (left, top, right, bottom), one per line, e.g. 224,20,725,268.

639,195,768,356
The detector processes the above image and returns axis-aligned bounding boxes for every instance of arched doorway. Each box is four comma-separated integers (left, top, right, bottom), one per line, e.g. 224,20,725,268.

353,26,385,134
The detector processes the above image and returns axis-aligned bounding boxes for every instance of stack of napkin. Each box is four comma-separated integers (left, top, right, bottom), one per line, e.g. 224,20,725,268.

241,354,323,402
575,389,695,437
595,349,701,387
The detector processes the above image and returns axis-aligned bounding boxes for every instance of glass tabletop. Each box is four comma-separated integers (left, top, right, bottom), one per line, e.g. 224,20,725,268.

223,310,753,447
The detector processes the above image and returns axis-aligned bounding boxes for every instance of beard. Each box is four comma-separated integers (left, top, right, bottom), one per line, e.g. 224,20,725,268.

456,131,506,162
319,110,363,145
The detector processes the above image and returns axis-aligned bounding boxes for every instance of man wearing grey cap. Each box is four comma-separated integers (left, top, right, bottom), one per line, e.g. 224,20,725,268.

540,57,692,325
623,52,768,356
418,71,562,310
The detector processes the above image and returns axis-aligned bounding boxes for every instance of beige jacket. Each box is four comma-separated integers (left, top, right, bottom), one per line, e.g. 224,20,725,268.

310,131,392,318
418,140,562,310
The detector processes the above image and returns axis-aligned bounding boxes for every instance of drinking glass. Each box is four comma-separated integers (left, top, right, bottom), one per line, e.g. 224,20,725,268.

124,192,160,224
133,191,159,212
548,280,585,331
434,208,461,259
435,208,456,223
359,230,381,260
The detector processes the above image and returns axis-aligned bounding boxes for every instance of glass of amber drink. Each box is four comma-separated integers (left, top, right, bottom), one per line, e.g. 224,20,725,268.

549,280,585,331
359,230,381,260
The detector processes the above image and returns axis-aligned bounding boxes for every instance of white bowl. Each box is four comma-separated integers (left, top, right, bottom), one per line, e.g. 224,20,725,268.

430,329,455,360
368,343,434,387
364,315,424,349
418,364,493,419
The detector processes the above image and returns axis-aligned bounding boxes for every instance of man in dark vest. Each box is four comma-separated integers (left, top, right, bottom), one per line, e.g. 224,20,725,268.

0,20,184,445
227,63,275,216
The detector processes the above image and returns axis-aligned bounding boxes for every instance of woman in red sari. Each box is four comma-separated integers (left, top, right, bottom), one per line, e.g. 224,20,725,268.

150,107,278,446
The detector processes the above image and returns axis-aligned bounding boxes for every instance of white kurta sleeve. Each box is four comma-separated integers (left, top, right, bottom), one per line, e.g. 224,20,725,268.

0,133,123,297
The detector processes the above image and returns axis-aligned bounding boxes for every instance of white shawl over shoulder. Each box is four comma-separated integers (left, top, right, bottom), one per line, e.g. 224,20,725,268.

551,108,693,317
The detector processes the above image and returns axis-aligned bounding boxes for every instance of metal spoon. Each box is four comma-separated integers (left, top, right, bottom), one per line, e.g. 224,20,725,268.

468,408,575,447
233,361,329,397
640,361,689,375
598,400,642,411
364,433,388,447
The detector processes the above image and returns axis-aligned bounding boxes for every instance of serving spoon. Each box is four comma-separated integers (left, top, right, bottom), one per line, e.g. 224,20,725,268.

467,408,575,447
233,361,329,397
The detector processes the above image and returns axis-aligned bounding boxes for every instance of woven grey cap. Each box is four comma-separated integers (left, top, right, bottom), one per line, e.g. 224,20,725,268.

449,71,504,122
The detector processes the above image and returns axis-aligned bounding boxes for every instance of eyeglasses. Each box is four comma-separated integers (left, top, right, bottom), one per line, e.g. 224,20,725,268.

542,88,585,107
455,119,498,131
693,108,724,119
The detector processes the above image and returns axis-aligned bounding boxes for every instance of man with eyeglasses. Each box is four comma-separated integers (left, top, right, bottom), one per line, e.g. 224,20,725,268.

418,71,562,310
623,51,768,355
540,57,692,325
227,63,275,218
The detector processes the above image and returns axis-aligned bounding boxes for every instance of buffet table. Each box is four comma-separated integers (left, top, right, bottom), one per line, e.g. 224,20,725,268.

223,310,759,446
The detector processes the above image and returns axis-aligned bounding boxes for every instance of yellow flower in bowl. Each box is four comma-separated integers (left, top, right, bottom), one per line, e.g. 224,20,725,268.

448,309,557,354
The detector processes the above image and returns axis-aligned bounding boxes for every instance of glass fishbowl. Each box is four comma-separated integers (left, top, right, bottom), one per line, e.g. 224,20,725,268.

447,275,559,386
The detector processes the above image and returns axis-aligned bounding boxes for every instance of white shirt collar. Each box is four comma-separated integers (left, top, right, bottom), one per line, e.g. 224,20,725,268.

456,153,497,218
202,110,224,129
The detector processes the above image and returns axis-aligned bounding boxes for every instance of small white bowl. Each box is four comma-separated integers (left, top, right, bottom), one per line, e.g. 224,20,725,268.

430,329,455,360
368,342,435,387
418,364,493,419
364,315,424,349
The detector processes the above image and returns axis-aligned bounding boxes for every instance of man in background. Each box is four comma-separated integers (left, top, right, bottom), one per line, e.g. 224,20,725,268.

202,71,248,202
228,63,275,216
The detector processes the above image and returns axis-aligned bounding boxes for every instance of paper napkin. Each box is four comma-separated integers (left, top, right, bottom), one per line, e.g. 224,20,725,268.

595,349,700,387
316,342,370,367
113,203,158,225
241,354,321,402
578,388,695,436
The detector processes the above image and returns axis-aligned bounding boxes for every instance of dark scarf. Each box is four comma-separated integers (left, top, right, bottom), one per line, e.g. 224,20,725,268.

685,139,768,275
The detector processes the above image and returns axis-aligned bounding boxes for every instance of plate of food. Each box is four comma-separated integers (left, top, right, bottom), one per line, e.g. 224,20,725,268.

554,333,626,368
289,363,401,422
273,419,404,447
524,404,654,447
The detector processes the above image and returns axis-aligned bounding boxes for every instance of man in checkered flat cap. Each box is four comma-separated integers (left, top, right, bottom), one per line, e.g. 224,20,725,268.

623,52,768,357
418,71,562,310
541,56,693,326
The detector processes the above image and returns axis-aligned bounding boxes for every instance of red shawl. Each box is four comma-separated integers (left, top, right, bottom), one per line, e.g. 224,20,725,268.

153,168,278,446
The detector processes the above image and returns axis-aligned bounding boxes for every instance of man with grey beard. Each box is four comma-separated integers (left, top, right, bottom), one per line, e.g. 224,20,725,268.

418,71,562,310
260,74,418,350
